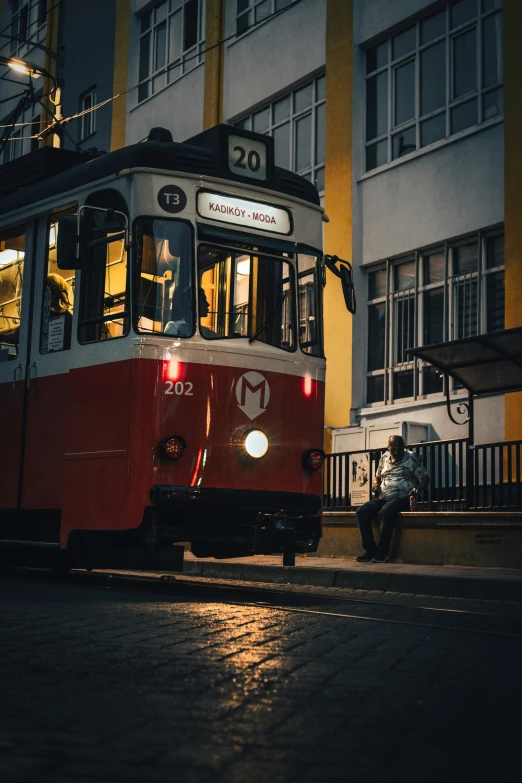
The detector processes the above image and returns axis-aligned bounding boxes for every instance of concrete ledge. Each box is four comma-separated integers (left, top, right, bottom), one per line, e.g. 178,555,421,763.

182,557,522,601
320,511,522,568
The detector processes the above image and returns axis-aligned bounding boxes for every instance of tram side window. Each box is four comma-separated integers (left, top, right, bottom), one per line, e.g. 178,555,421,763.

135,219,194,336
40,221,76,353
297,253,324,357
0,227,25,361
79,210,129,343
198,245,296,352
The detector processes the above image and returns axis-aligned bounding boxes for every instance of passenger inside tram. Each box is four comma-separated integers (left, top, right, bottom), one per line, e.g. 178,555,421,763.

42,222,76,352
47,273,73,351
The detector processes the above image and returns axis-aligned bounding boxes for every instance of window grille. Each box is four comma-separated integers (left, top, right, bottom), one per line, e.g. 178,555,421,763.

233,74,326,192
366,228,504,405
8,0,47,58
235,0,295,36
0,98,42,165
138,0,206,103
365,0,503,172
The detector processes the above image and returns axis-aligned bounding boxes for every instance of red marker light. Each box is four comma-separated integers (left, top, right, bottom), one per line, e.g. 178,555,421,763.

159,435,186,460
165,360,182,381
302,448,325,472
303,376,313,397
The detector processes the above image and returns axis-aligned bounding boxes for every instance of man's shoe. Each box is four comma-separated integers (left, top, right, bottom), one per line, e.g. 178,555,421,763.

372,552,390,563
355,550,376,563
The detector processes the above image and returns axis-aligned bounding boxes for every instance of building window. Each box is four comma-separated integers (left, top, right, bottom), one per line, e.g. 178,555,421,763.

234,74,326,192
138,0,206,103
236,0,295,35
9,0,47,57
365,0,503,172
365,228,504,405
79,89,97,140
1,100,42,165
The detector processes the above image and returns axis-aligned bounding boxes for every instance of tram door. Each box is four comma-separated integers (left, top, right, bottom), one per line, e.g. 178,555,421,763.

0,222,34,509
19,217,78,513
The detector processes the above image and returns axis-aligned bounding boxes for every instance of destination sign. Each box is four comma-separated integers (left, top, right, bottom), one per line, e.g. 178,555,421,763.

197,191,292,235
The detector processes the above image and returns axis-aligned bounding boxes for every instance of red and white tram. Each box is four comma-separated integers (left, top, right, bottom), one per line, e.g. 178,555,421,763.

0,124,354,570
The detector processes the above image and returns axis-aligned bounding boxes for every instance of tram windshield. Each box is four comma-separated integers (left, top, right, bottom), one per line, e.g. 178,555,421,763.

198,244,296,352
135,219,194,336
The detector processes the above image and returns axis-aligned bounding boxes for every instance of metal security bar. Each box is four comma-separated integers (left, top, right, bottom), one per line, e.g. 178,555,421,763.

469,441,522,510
323,438,522,511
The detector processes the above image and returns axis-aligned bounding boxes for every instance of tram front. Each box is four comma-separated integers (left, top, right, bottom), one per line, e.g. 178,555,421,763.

131,149,327,561
48,124,355,568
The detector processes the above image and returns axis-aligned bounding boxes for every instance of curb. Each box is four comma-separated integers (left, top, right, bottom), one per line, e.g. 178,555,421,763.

182,560,522,602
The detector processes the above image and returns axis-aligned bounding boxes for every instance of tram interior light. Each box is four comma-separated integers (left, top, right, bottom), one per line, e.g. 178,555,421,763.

0,249,20,266
236,256,250,276
244,430,269,459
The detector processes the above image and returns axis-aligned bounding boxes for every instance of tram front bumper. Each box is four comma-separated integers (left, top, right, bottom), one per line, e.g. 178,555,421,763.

149,485,322,555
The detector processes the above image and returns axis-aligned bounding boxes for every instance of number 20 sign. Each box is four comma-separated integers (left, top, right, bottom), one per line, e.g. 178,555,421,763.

228,135,267,181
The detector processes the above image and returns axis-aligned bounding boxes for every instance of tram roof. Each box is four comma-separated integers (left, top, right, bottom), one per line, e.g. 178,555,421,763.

0,125,320,219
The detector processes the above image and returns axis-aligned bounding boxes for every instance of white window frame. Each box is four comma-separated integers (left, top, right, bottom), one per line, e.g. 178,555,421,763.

365,227,505,406
364,0,503,173
1,100,42,165
79,88,97,141
137,0,206,103
233,74,326,193
235,0,296,36
8,0,48,58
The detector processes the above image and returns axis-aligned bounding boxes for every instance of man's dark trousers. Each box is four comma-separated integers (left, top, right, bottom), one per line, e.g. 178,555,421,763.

356,496,410,555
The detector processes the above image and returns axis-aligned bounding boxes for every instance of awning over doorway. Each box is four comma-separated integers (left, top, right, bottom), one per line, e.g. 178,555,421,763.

406,326,522,395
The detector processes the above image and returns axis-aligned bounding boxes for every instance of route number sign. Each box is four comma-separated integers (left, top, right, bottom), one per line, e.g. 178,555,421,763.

228,134,267,181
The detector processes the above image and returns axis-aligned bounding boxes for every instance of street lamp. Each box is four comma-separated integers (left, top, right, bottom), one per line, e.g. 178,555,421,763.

0,54,52,81
0,33,63,148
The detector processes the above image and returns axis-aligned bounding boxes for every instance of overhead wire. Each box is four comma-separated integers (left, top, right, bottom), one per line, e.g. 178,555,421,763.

0,0,62,56
0,0,304,147
0,91,32,156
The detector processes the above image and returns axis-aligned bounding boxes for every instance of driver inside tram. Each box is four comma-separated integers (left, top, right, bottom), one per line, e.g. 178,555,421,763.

198,287,218,338
164,286,217,338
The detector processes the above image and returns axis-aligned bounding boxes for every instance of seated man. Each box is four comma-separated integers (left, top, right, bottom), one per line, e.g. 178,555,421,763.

355,435,429,564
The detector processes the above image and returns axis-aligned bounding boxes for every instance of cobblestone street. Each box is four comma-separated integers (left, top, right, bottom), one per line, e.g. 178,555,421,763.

1,572,520,782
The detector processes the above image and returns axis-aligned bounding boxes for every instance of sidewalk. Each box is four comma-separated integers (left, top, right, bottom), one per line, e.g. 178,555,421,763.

183,552,522,601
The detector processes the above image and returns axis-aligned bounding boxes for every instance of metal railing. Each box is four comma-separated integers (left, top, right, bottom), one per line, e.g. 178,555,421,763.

323,438,522,511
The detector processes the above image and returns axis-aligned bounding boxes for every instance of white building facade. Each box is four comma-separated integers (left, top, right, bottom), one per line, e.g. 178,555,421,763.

0,0,512,453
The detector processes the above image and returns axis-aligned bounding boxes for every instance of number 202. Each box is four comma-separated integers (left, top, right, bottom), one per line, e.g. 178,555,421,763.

165,381,193,396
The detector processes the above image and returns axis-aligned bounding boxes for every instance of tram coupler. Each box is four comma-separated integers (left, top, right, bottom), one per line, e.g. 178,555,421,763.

254,509,297,558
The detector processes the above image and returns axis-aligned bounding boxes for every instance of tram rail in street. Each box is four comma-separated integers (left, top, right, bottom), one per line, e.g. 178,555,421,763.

2,565,522,640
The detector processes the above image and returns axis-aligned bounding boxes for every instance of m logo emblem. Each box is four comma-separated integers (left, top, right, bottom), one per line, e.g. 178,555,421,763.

236,371,270,420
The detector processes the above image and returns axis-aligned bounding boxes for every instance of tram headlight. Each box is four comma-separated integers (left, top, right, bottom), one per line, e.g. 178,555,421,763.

302,448,325,472
244,430,269,459
159,435,186,460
